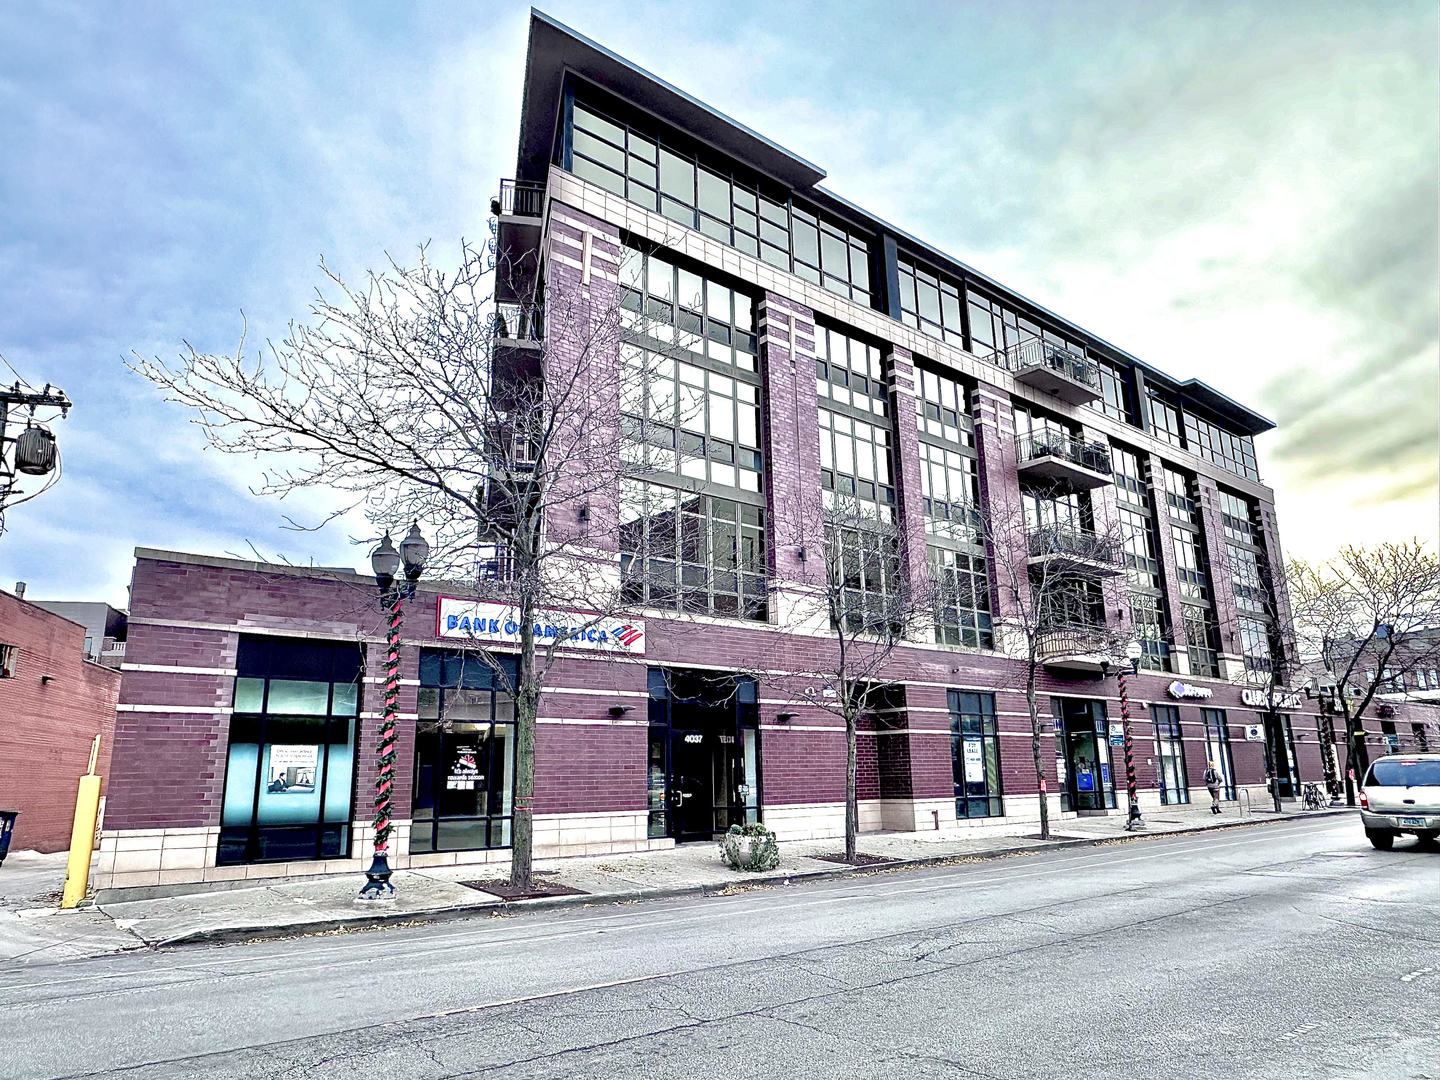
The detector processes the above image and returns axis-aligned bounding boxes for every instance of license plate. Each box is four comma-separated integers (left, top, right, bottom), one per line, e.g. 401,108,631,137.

1400,817,1426,827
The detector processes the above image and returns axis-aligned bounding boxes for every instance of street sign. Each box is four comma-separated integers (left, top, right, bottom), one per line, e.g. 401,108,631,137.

1109,727,1126,746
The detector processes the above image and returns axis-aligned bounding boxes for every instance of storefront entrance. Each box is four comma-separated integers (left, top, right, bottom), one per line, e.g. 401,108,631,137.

1054,698,1115,812
647,668,760,842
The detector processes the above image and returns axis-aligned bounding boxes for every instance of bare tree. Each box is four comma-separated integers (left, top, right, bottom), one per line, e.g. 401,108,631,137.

762,491,931,863
978,488,1129,840
1289,540,1440,798
131,237,691,890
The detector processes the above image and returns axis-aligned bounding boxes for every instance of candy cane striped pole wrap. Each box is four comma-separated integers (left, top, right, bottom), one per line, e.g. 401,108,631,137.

374,591,402,856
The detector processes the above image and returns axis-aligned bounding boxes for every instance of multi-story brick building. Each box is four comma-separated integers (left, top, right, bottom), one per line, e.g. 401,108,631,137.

97,12,1370,893
0,587,119,853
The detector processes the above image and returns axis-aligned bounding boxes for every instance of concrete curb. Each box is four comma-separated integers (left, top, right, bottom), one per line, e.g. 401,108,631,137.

136,808,1355,950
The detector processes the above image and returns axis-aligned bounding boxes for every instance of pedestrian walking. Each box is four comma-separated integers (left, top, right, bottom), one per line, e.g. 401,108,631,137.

1204,762,1223,814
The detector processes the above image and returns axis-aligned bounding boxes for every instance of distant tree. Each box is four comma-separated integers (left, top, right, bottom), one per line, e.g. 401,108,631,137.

1289,540,1440,796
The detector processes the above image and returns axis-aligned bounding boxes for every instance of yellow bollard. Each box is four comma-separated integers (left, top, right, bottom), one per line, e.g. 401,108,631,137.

61,736,103,910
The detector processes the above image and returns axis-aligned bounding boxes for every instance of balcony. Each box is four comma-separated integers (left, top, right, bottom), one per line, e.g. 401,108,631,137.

492,179,546,303
1038,625,1114,676
494,302,544,345
492,178,546,219
1014,431,1112,492
1026,525,1123,577
1001,339,1102,406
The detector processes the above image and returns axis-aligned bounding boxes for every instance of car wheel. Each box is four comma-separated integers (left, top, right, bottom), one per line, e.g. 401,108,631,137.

1366,829,1396,851
1416,832,1439,850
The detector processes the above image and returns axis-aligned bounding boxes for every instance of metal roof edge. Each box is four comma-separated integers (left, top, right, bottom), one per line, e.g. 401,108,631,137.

528,9,826,182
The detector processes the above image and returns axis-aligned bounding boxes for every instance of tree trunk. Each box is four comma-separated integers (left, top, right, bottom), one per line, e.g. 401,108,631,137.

845,702,858,863
510,597,537,890
1026,665,1049,840
1339,697,1363,805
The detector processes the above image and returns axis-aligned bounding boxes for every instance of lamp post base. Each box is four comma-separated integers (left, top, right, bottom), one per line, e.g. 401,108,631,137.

357,854,396,902
1124,801,1146,831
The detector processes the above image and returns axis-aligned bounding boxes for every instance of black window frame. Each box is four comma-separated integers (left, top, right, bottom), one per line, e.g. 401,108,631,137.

1152,704,1190,805
949,690,1003,818
411,651,520,854
219,636,364,866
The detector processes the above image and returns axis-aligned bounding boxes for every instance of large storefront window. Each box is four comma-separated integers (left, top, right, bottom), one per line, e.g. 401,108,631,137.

1152,705,1190,805
1202,709,1236,800
411,651,517,853
949,691,1002,818
220,637,362,865
646,669,760,842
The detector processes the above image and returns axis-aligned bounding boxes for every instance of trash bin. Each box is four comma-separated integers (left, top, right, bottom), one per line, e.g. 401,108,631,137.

0,811,17,868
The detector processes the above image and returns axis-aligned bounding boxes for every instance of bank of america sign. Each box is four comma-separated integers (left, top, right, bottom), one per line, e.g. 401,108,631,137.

435,597,645,654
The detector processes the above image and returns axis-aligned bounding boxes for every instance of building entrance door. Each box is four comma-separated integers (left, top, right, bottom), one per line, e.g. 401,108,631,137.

646,668,761,843
1054,698,1116,812
668,729,719,842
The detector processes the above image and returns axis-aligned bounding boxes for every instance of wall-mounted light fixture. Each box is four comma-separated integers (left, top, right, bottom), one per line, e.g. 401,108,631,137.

776,711,797,724
608,705,634,717
40,674,54,684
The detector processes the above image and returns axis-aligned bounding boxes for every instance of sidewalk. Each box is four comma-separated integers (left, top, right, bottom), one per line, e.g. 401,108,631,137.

0,851,145,964
2,803,1354,960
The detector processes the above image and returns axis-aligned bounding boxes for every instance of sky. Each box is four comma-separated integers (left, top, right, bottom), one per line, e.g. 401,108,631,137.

0,0,1436,607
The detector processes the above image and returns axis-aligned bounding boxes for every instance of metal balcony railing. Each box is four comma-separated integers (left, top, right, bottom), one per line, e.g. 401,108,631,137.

494,301,544,341
1000,338,1100,389
1015,431,1112,475
494,179,545,218
1037,624,1112,660
1026,524,1121,567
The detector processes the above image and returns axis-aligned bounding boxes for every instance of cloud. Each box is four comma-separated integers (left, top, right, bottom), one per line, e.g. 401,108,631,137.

0,0,1434,605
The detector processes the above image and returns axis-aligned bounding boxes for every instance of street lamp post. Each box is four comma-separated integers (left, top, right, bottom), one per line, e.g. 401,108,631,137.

358,523,429,902
1102,641,1146,832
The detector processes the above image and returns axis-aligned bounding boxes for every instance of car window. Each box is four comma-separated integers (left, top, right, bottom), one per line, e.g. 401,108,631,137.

1368,759,1440,786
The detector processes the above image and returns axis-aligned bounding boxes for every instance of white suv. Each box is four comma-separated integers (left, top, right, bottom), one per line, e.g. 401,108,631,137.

1360,754,1440,850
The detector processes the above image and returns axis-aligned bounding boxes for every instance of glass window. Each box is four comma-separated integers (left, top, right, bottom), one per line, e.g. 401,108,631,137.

950,691,1002,817
1152,705,1190,805
219,637,364,865
1094,360,1131,423
931,547,993,648
411,652,518,853
568,90,874,306
1202,709,1236,800
1147,392,1185,450
620,482,767,620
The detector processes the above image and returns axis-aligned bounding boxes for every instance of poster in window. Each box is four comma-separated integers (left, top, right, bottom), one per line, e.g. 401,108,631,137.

447,744,482,791
962,736,986,785
267,744,319,794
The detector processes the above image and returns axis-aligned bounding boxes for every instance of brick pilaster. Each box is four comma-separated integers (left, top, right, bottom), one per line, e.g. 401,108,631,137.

887,345,932,603
1195,475,1244,679
1145,453,1191,672
971,382,1024,629
759,292,827,590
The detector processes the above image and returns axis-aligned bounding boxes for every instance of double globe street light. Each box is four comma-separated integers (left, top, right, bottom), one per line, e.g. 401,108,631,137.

1100,640,1146,832
358,523,430,902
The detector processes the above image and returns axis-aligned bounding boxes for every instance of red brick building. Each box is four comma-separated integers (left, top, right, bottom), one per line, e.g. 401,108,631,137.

96,16,1434,895
0,589,119,853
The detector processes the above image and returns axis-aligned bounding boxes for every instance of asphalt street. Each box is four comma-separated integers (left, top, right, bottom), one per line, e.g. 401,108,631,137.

3,815,1436,1079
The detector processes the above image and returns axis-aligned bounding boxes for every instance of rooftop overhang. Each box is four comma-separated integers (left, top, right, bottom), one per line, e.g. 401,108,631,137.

514,9,827,190
1177,379,1275,436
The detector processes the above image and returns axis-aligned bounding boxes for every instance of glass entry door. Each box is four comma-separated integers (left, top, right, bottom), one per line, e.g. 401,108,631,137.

1055,698,1115,811
646,668,761,841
